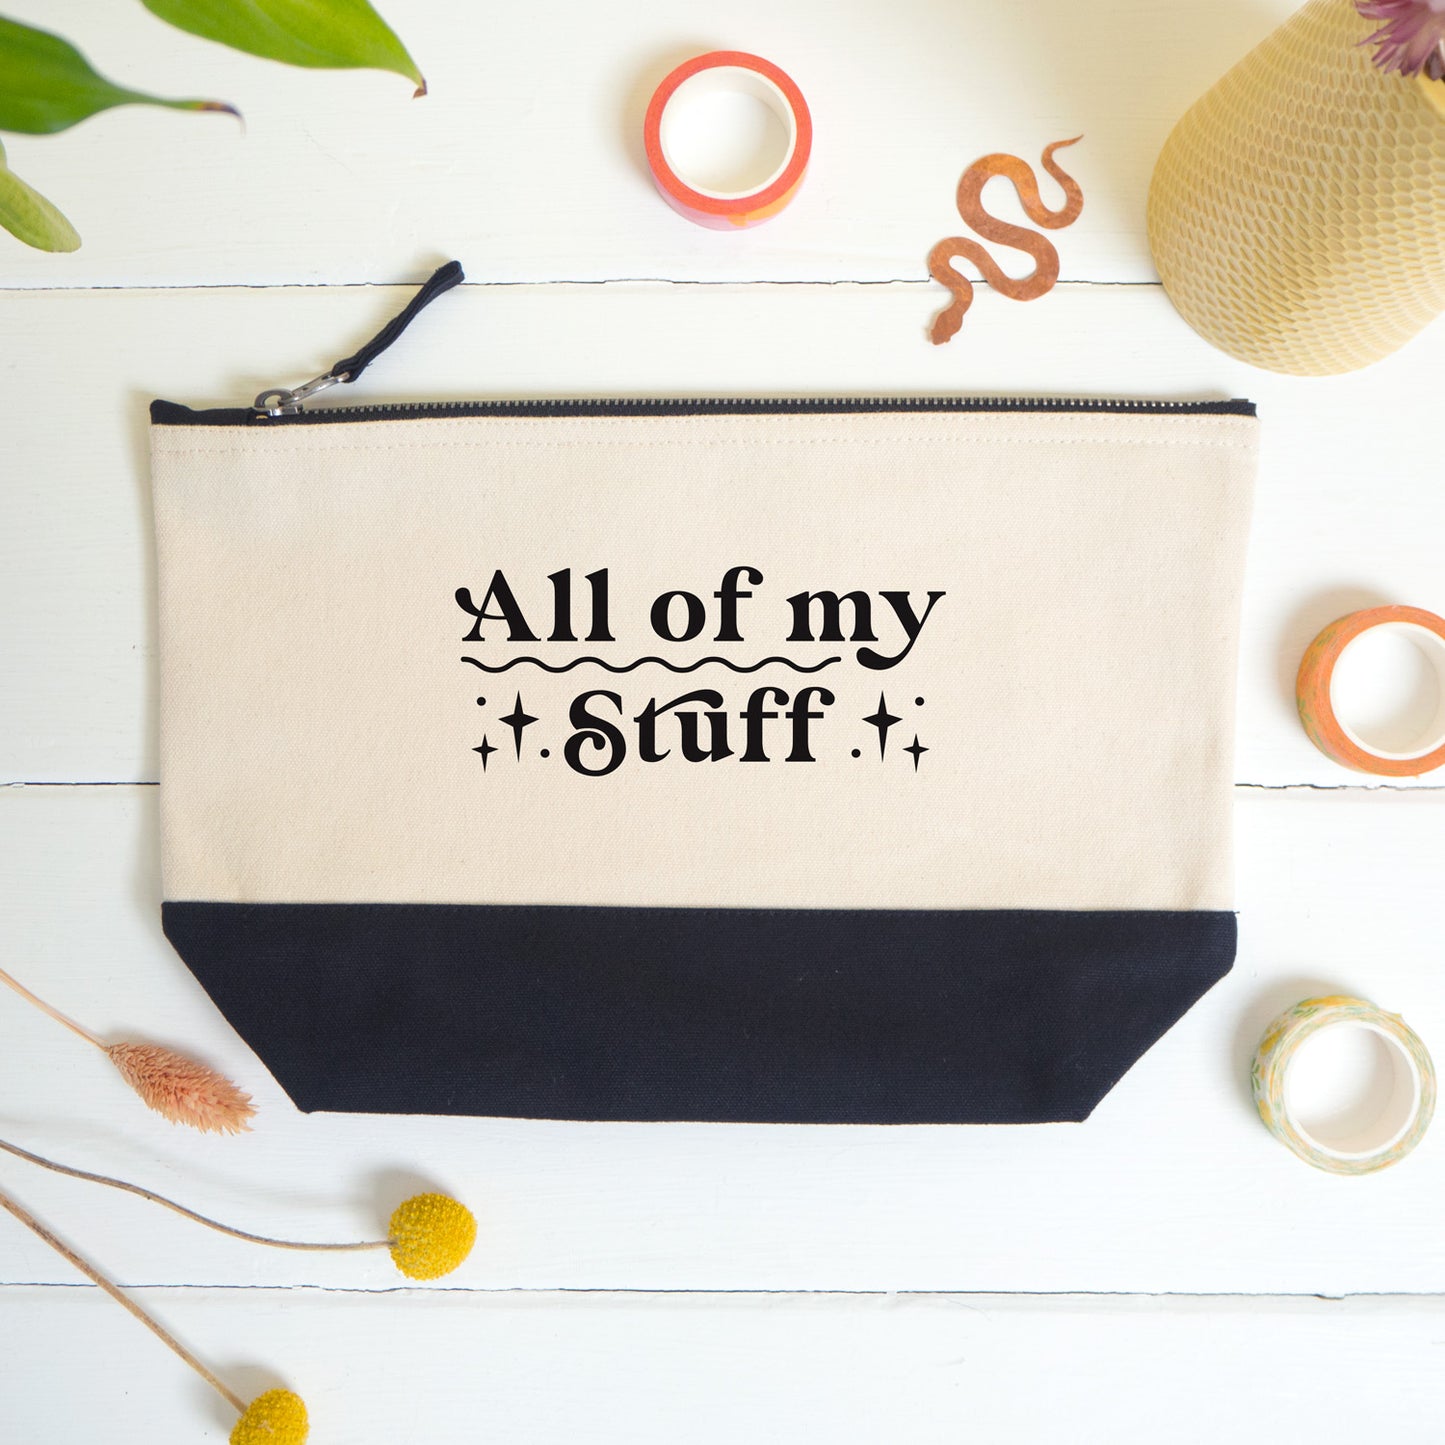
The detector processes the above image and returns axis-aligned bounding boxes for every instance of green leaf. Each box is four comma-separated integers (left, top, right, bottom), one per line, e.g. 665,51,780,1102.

0,15,237,135
141,0,425,95
0,140,81,251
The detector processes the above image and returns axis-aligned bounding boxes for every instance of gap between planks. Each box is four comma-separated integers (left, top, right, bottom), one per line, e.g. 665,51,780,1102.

4,782,1441,794
0,278,1161,296
2,1282,1444,1302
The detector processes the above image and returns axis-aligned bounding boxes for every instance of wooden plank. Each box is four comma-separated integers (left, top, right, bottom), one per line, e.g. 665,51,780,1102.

0,1286,1439,1442
0,783,1442,1295
2,281,1442,788
0,0,1297,287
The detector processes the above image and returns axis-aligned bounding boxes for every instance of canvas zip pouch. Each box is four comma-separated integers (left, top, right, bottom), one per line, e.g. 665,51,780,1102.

149,261,1259,1124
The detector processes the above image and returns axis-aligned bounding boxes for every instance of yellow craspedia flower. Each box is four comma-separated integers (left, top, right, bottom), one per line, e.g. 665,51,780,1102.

231,1389,308,1444
388,1191,476,1280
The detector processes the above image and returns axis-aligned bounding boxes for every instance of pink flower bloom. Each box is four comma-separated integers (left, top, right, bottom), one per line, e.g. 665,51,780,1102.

1357,0,1445,79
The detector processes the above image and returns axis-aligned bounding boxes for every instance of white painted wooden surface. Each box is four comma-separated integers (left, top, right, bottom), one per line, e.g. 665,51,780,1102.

0,0,1299,288
4,1289,1440,1444
3,0,1444,1438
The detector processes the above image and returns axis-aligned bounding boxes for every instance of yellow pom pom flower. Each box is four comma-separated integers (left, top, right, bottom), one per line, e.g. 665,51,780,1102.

388,1191,476,1280
231,1389,308,1445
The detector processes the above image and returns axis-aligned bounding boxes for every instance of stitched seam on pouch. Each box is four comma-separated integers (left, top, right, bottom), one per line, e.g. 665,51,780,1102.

156,435,1256,455
165,901,1238,916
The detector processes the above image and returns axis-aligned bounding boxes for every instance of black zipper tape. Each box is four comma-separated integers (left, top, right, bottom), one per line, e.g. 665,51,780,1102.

152,395,1257,427
329,259,464,384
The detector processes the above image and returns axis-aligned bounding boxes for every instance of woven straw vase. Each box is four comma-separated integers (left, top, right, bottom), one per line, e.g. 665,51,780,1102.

1148,0,1445,375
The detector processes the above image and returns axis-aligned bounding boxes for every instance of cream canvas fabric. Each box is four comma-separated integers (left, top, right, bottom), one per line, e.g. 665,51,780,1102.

153,410,1254,910
149,398,1257,1123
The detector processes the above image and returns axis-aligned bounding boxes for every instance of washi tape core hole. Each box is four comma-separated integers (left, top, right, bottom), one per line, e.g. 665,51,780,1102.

1284,1020,1421,1158
1329,621,1445,761
658,67,796,198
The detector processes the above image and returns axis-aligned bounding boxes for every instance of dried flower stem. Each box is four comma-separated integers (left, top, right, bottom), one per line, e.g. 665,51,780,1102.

0,1183,246,1414
0,1136,392,1252
0,965,103,1048
0,966,256,1133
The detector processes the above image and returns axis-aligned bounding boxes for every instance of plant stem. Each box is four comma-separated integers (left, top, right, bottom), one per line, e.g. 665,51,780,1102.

0,1136,392,1253
0,1183,246,1414
0,965,104,1049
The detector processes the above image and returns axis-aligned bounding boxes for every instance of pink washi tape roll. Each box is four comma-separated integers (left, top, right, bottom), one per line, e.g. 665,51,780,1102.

643,50,812,229
1296,605,1445,776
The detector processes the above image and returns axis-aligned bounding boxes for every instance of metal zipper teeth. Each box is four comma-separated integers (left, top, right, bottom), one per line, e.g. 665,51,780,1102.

262,396,1256,422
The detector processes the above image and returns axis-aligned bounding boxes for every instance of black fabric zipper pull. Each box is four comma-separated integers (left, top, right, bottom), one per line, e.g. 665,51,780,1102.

253,260,465,418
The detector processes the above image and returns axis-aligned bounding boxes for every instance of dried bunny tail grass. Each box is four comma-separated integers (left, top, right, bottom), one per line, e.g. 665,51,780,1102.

0,966,257,1134
0,964,104,1046
106,1042,256,1134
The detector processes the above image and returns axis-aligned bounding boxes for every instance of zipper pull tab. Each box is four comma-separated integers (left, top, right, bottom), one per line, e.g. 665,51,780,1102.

254,370,346,416
253,259,465,418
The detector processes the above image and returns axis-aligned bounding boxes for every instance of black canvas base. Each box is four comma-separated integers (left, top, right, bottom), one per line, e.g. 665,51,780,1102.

162,903,1235,1124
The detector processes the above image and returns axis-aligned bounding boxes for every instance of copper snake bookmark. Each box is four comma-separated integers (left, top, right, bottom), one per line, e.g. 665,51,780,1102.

928,137,1084,345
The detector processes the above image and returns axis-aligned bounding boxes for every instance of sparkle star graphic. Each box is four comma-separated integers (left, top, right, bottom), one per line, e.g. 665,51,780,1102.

903,735,929,771
862,693,902,758
499,692,538,758
472,735,498,770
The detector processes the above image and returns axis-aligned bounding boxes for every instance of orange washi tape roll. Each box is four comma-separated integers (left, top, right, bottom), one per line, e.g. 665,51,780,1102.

1296,605,1445,776
644,51,811,229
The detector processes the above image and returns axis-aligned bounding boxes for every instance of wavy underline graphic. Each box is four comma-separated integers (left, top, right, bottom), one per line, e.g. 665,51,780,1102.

462,654,841,675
